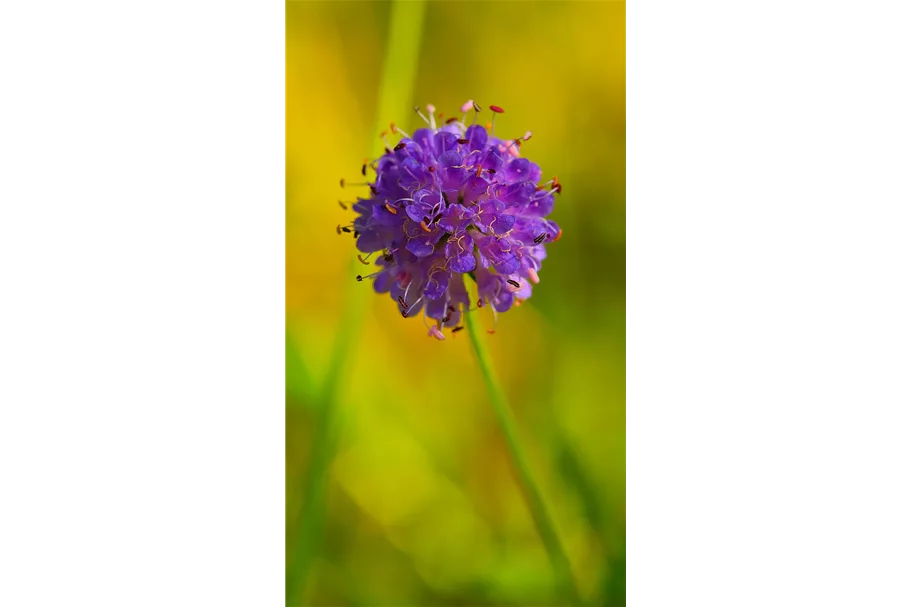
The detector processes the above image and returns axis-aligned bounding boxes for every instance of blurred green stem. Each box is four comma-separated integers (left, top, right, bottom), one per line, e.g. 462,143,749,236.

287,2,427,605
462,275,581,605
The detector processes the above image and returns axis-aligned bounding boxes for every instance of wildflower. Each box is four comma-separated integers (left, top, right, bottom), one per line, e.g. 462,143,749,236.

340,102,561,339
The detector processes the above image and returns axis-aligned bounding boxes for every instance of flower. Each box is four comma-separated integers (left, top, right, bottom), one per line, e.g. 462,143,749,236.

344,102,562,339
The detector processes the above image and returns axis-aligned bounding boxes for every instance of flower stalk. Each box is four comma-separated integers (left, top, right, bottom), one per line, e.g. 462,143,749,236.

462,274,581,605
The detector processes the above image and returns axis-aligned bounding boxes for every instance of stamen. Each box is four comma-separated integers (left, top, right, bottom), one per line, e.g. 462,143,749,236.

471,100,482,126
357,253,374,265
361,163,367,176
452,326,465,334
534,233,547,244
553,227,563,242
419,220,431,233
338,201,348,210
355,271,381,282
489,105,504,135
394,142,406,151
390,121,410,138
426,104,436,130
403,296,423,318
527,268,539,284
446,117,459,124
506,279,521,289
461,100,475,113
413,106,431,126
428,325,445,341
384,201,398,215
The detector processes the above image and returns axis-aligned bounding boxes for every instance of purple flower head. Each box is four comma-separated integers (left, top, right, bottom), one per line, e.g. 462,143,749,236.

344,102,563,340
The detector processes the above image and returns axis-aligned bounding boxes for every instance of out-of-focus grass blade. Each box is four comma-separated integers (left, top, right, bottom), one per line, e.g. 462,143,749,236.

286,1,428,604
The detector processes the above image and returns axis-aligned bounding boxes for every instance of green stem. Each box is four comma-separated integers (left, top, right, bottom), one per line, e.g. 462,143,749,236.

462,275,582,605
287,2,427,605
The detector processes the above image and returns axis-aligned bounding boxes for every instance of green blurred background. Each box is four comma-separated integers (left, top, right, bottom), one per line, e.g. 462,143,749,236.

287,1,625,604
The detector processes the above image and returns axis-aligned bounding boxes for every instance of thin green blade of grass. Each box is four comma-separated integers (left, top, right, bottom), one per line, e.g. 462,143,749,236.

287,2,427,605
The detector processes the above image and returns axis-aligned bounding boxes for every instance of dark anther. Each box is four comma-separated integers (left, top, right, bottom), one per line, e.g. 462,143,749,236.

534,233,547,244
554,183,562,194
477,298,484,308
452,326,464,333
361,164,367,176
356,275,364,282
353,230,359,238
385,147,393,155
472,101,482,112
394,142,406,151
457,138,469,145
489,105,505,113
341,226,352,233
338,201,348,210
428,165,435,172
432,213,442,224
442,314,451,323
384,254,394,262
397,296,407,309
401,310,409,318
446,117,459,124
369,186,377,195
507,279,520,289
487,168,496,174
339,178,345,188
447,305,456,313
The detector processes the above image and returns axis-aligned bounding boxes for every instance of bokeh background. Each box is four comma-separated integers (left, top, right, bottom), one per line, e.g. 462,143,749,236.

287,1,625,605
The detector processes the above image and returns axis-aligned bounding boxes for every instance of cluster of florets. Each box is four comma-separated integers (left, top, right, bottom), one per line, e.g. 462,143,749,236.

339,101,562,340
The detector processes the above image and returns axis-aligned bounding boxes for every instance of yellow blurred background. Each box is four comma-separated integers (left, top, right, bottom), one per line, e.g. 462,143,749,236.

287,1,624,604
